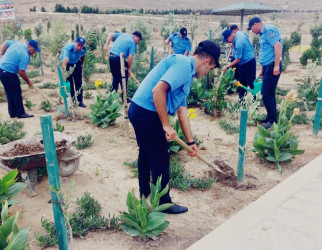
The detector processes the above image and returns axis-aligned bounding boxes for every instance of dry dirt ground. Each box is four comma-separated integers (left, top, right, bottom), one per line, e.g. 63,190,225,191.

0,6,322,250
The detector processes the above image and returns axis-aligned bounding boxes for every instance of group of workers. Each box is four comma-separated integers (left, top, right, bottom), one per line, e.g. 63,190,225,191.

0,16,282,214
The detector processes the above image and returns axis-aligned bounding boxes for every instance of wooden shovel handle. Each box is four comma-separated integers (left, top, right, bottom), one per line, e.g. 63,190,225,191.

173,136,223,172
173,136,212,167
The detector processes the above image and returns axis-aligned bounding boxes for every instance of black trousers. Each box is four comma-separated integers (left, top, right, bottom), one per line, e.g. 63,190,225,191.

0,68,25,117
67,61,83,103
128,102,172,204
261,62,282,124
238,58,256,99
109,54,128,93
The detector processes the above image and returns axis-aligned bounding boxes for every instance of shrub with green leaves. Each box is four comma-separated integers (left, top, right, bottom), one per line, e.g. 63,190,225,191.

84,91,93,99
0,120,26,144
75,134,94,149
26,70,40,78
0,86,6,102
0,169,26,212
253,91,305,173
36,192,119,247
88,90,122,128
168,110,202,154
83,49,96,81
0,201,30,250
39,82,58,89
41,100,52,112
120,176,173,242
187,79,210,105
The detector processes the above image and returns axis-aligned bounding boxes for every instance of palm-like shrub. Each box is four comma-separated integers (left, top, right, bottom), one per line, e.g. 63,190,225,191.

88,90,122,128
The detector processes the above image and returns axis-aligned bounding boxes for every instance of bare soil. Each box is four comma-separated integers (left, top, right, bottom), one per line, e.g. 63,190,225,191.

0,5,321,250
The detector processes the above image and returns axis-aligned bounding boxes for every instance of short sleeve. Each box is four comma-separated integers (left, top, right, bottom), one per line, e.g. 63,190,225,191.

265,27,281,47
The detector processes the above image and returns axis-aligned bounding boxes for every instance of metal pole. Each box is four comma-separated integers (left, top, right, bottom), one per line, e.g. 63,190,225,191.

40,115,68,250
237,109,248,182
313,78,322,135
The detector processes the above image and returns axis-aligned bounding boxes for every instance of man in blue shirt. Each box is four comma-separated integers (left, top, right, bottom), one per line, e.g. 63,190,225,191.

229,24,240,80
61,37,87,108
0,40,40,118
104,31,143,97
222,29,256,100
129,40,221,214
165,27,192,56
248,17,283,129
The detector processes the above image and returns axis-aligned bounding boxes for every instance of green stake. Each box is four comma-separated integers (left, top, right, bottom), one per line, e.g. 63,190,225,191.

39,51,44,75
150,46,154,70
313,78,322,135
237,109,248,182
40,115,68,250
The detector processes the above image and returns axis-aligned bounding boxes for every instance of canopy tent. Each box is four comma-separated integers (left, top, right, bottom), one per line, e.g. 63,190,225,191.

212,3,278,30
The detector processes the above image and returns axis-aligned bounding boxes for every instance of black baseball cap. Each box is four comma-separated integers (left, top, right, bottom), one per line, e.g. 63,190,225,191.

132,31,143,40
247,17,261,30
230,24,238,31
195,40,221,68
180,27,187,37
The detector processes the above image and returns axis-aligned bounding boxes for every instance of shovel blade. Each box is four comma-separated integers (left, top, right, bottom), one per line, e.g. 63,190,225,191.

212,163,223,173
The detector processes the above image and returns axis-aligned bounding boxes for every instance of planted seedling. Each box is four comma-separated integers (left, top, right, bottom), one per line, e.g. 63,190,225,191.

75,134,94,149
25,99,36,110
41,100,52,112
54,122,64,132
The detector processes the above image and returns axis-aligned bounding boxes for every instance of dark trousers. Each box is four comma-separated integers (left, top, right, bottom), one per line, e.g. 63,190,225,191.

261,62,282,124
128,102,172,204
238,58,256,99
109,54,128,93
67,61,83,103
0,69,25,117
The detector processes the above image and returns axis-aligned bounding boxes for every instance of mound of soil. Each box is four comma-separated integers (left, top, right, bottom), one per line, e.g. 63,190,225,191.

2,139,67,157
210,160,257,190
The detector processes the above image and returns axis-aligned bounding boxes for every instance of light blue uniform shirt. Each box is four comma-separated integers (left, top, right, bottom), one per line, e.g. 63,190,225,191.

170,32,192,55
232,31,255,65
132,54,196,116
110,33,136,58
0,41,30,74
258,23,283,66
60,42,87,64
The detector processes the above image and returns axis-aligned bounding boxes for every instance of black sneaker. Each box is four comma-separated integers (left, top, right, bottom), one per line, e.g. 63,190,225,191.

162,204,188,214
264,121,273,129
79,102,86,108
260,118,268,124
18,113,34,118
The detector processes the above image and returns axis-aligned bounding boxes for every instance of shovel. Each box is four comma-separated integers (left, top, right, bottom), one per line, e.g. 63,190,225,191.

173,136,223,173
33,86,65,114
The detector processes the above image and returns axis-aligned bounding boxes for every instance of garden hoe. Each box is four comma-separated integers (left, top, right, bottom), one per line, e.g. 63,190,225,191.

130,72,141,86
173,136,223,173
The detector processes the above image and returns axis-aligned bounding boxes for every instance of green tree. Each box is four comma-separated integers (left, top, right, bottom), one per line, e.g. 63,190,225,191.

129,19,151,54
34,20,43,38
24,28,32,41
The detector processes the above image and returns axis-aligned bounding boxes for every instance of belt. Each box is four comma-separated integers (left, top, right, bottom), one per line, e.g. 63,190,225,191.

109,53,119,57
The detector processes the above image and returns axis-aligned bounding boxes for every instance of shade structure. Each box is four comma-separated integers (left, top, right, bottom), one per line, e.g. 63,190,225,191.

212,2,278,30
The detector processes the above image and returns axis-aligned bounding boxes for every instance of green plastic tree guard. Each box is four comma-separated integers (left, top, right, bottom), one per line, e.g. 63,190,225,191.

237,109,248,182
40,115,68,250
150,46,154,70
313,78,322,135
39,51,44,75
